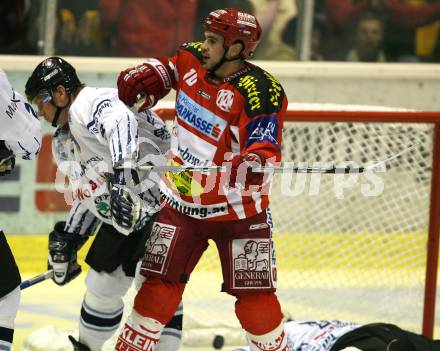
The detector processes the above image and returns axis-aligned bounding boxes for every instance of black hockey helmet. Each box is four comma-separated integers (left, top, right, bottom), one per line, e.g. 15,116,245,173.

25,56,82,102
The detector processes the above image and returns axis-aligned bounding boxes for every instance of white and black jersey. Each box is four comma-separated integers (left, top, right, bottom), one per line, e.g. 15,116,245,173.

52,87,170,233
0,69,41,160
233,320,361,351
233,320,440,351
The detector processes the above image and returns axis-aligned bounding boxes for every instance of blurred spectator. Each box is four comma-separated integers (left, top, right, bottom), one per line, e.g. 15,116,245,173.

0,0,37,54
281,16,296,57
322,0,440,62
374,0,440,62
325,0,370,33
344,11,387,61
99,0,197,57
324,0,370,54
281,14,326,60
56,0,103,56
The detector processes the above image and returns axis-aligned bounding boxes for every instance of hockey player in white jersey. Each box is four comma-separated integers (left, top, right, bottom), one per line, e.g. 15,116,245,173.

232,319,440,351
25,57,182,351
0,69,42,351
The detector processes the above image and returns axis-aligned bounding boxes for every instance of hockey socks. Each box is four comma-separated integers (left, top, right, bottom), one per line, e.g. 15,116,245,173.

0,286,20,351
246,322,289,351
115,311,164,351
0,327,13,351
79,291,124,351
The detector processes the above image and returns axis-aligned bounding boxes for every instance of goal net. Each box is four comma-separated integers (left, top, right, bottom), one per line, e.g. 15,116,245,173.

161,103,440,346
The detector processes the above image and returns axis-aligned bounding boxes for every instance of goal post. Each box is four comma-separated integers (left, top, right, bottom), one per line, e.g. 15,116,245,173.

155,104,440,339
423,123,440,338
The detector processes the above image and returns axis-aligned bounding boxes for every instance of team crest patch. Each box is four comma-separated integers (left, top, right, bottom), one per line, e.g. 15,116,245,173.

216,89,234,112
141,222,178,274
232,238,274,289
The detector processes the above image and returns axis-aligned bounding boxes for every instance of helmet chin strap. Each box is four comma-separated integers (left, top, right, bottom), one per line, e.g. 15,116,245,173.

208,46,242,74
51,95,71,127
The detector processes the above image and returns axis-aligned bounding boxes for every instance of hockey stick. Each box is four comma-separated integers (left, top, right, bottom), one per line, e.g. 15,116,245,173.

20,269,53,290
133,164,364,173
129,140,420,174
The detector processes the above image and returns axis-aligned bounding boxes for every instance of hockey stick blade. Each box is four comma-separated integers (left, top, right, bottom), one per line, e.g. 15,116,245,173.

20,270,53,290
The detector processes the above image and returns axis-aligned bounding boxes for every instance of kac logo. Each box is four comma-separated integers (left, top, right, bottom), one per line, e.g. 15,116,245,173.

216,90,234,112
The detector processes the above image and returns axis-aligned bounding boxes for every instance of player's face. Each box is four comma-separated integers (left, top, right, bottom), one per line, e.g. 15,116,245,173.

32,94,57,123
32,86,69,126
201,31,226,70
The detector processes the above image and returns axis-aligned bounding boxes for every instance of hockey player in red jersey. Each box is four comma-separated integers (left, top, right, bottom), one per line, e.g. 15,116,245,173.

115,8,289,351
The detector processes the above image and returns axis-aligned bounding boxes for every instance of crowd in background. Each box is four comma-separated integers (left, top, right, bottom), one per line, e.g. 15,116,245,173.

2,0,440,62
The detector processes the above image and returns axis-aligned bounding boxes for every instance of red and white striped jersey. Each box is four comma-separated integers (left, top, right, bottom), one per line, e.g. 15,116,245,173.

159,42,288,221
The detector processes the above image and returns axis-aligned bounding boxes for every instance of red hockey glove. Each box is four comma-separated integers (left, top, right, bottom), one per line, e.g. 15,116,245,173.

117,58,173,111
228,153,264,190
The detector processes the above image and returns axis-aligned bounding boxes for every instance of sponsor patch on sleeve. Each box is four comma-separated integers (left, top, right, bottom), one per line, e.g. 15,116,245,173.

245,114,280,148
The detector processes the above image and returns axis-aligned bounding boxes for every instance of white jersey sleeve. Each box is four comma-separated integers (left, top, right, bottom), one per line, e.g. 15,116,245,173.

0,69,42,159
131,108,171,223
64,201,100,236
232,320,361,351
69,87,139,167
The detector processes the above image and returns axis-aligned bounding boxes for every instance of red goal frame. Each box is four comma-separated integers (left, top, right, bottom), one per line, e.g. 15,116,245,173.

155,107,440,338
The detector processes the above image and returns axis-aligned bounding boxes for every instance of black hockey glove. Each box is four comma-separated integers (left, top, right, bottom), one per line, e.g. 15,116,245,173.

48,221,87,286
0,140,15,176
109,168,141,236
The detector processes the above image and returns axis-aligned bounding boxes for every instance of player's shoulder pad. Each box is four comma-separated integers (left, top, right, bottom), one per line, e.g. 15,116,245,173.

179,41,203,61
232,66,285,118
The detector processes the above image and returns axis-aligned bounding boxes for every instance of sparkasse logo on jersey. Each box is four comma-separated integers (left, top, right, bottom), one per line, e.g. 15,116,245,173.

176,91,227,142
216,90,234,112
